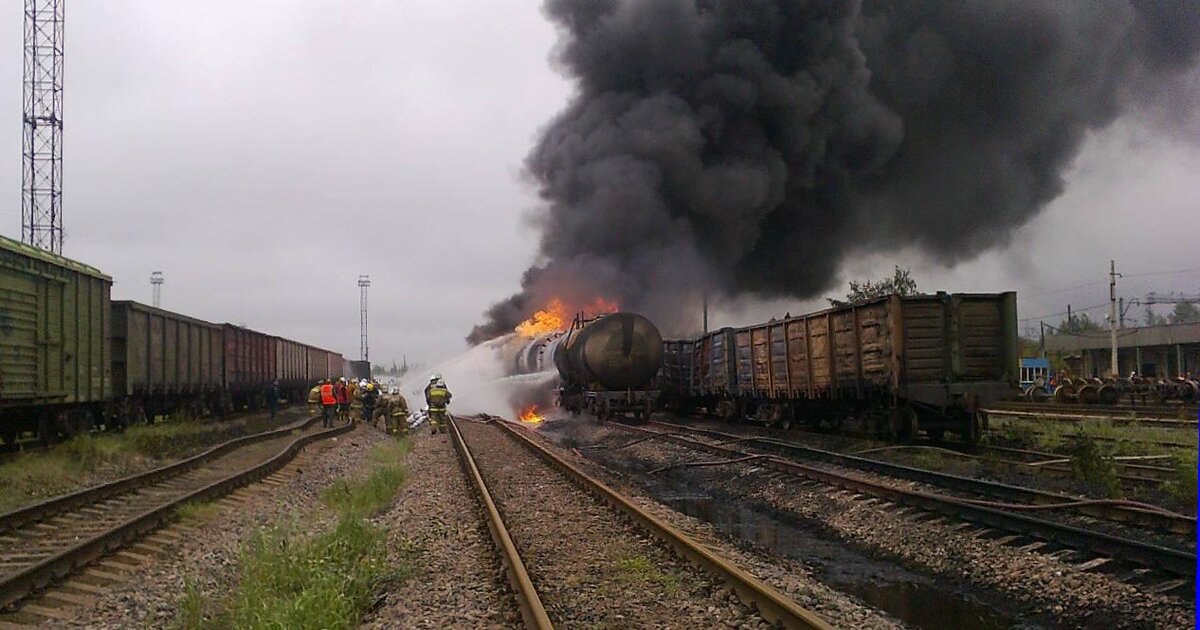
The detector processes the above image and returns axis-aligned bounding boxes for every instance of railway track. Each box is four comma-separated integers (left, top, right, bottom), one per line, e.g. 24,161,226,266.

0,415,352,616
448,415,835,630
608,420,1193,589
985,402,1198,427
951,442,1179,484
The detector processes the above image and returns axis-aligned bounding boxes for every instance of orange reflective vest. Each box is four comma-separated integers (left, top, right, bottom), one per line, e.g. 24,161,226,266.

320,383,336,405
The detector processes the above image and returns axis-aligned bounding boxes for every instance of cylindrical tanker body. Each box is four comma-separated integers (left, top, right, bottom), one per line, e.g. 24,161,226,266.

554,313,663,390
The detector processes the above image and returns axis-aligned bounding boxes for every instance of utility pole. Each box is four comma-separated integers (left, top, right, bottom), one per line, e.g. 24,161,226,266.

150,271,163,308
358,275,371,362
1039,321,1045,358
1109,260,1121,378
702,293,709,334
21,0,66,254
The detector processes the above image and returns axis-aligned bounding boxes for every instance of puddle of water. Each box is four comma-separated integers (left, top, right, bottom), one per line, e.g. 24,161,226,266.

647,472,1025,630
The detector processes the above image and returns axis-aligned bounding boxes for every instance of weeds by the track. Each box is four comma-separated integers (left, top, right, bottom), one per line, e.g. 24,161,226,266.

175,500,221,523
614,554,681,594
179,438,412,630
1163,453,1198,512
0,414,295,514
1068,432,1123,499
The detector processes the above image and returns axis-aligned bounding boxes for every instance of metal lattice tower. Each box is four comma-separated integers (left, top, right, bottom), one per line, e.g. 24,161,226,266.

150,271,164,308
21,0,65,254
358,275,371,361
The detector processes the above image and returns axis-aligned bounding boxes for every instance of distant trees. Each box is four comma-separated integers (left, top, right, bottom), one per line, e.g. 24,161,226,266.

1169,301,1200,324
1057,313,1103,334
1144,305,1168,326
828,266,919,308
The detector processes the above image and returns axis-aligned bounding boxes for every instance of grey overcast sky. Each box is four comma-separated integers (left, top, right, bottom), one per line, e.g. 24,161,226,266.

2,2,1198,368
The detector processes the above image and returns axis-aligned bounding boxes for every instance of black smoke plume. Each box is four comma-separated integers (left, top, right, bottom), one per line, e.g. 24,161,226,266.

469,0,1200,344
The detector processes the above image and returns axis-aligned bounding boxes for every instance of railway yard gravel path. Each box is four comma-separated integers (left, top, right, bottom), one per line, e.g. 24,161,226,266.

541,419,1193,629
359,428,518,629
455,418,783,629
40,424,385,629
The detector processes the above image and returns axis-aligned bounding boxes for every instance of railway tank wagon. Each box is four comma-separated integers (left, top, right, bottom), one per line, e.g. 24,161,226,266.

110,301,224,424
0,235,111,442
675,292,1019,443
553,312,664,420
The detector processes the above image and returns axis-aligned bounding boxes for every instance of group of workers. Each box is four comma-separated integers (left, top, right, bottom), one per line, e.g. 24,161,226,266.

305,374,453,436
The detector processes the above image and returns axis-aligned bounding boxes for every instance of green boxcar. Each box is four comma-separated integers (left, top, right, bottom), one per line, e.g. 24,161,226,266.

0,234,112,441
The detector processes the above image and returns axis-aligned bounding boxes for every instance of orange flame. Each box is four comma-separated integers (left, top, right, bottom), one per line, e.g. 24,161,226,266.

515,296,620,338
515,298,568,338
519,404,545,424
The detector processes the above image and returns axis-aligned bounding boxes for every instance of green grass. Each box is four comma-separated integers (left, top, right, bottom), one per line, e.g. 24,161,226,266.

0,416,293,514
179,439,413,630
176,500,221,523
614,555,681,594
1163,452,1198,512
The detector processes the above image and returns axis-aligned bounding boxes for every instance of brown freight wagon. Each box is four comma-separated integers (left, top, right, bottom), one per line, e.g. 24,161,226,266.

274,337,308,402
305,346,335,384
222,324,277,410
110,301,223,423
684,292,1018,442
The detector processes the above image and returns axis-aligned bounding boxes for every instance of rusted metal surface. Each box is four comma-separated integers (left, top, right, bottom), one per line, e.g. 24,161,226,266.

488,417,836,630
448,417,553,630
0,415,319,535
0,419,349,610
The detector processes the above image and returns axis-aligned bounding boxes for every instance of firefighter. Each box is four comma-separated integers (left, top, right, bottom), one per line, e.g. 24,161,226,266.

362,382,380,425
319,379,337,427
388,393,410,436
307,382,322,418
334,377,351,423
425,378,452,435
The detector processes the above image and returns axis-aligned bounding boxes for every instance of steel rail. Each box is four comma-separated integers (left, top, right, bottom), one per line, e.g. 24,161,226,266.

989,401,1198,419
484,417,836,630
984,408,1197,428
0,415,321,535
0,421,353,610
616,423,1195,578
448,417,553,630
648,420,1194,536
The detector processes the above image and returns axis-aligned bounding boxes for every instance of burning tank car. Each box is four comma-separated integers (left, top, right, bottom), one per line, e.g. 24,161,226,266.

504,312,664,421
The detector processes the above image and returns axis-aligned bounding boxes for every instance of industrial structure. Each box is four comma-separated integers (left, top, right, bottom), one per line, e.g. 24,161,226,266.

21,0,65,254
1045,322,1200,379
150,271,163,308
358,274,371,361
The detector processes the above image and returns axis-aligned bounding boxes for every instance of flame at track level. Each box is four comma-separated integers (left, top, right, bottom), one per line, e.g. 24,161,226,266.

519,404,545,425
514,296,619,338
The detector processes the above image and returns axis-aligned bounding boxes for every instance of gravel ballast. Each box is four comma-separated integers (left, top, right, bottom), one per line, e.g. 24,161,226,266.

457,418,812,630
359,427,518,628
43,425,386,629
540,418,1193,629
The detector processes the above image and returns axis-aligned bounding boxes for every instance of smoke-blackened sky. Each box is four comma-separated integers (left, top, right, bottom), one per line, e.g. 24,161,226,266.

470,0,1200,343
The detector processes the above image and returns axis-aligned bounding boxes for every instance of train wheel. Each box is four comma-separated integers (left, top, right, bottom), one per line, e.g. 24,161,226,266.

902,406,919,442
1097,384,1120,405
1076,384,1098,404
0,426,18,448
964,411,984,445
1053,385,1074,403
